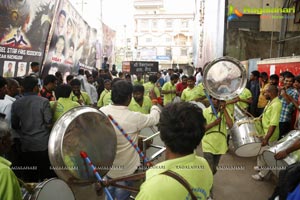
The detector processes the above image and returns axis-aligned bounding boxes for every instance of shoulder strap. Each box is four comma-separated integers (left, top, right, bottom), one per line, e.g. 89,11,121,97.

162,170,197,200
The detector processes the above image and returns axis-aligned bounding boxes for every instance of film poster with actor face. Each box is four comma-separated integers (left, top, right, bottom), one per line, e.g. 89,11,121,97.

0,0,58,77
42,0,102,82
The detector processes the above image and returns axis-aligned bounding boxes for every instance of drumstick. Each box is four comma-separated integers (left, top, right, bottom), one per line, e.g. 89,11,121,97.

204,90,219,118
107,114,153,167
80,151,113,200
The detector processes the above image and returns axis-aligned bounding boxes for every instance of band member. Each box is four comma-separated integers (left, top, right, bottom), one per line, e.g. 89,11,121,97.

100,80,161,200
136,102,213,200
202,97,233,175
69,79,91,105
161,74,179,106
252,85,282,181
0,120,22,200
128,85,152,114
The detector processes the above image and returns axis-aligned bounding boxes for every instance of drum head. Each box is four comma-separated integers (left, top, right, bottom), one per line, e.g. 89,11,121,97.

35,178,75,200
48,106,117,184
234,143,262,157
262,150,290,170
203,56,247,100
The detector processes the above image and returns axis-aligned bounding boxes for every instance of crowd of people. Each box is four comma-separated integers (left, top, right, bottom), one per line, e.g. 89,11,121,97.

0,62,300,200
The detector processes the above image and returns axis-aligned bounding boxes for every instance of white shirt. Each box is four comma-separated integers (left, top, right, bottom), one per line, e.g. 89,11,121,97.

100,104,161,178
196,73,203,85
87,83,98,104
0,95,19,138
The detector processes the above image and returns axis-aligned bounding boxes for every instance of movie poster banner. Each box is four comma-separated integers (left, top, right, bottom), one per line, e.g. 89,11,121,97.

102,22,116,68
42,0,102,80
0,0,58,77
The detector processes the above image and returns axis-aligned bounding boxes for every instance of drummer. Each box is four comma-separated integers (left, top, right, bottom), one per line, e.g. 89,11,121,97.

202,97,233,174
180,75,203,102
252,85,282,181
100,80,161,200
0,120,22,200
136,102,213,200
274,139,300,160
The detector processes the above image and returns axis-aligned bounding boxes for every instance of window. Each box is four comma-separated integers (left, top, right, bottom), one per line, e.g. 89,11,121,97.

181,19,189,29
141,19,149,31
146,38,152,43
180,48,187,56
165,48,172,57
165,37,172,43
152,19,158,30
165,19,173,29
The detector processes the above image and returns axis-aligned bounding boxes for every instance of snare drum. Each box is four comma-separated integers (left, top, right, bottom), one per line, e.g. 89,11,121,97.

231,117,261,157
23,178,75,200
263,130,300,174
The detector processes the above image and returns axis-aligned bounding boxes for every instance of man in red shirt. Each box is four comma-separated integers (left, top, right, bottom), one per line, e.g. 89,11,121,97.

176,75,188,97
38,75,57,101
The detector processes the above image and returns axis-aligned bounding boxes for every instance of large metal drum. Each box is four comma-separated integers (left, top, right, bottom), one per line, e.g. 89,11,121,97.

202,56,247,101
263,130,300,174
23,178,75,200
48,106,117,184
231,117,261,157
234,104,247,121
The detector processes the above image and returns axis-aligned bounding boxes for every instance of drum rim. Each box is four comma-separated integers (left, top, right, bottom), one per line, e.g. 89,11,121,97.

203,56,247,100
48,106,117,184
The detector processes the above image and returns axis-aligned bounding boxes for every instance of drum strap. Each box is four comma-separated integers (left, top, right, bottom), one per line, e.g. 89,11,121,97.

162,170,197,200
205,131,227,138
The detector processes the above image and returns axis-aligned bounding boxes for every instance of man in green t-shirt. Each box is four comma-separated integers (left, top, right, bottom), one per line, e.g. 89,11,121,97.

161,74,179,106
202,97,233,175
252,85,282,181
0,120,22,200
69,79,91,106
129,85,152,114
136,102,213,200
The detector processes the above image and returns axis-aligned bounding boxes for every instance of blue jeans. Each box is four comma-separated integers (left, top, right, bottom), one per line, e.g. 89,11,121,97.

105,176,133,200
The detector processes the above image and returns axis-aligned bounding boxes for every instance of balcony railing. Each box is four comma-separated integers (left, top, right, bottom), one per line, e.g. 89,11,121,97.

134,0,163,8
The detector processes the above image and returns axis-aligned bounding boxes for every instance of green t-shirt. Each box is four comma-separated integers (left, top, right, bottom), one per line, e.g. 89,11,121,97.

237,88,252,109
162,82,176,106
69,91,91,105
136,153,213,200
202,107,231,154
97,89,112,108
143,82,160,98
0,157,22,200
50,98,80,123
128,96,152,114
181,86,202,102
134,79,144,85
262,97,282,142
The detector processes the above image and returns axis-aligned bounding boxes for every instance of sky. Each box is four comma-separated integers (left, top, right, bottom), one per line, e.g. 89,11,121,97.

70,0,195,34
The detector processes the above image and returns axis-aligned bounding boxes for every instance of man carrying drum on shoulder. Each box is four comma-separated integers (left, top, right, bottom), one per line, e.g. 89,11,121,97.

252,85,282,181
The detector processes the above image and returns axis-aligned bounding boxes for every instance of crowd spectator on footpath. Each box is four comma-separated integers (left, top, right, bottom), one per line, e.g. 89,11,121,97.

176,75,188,97
38,75,57,101
248,70,260,117
270,74,279,86
279,72,298,138
11,76,55,182
257,72,270,116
